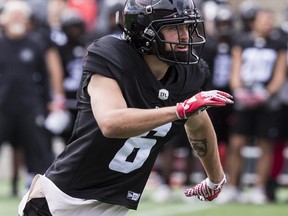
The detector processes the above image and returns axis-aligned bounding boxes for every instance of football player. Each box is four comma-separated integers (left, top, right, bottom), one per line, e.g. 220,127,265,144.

0,0,55,197
220,8,287,204
18,0,233,215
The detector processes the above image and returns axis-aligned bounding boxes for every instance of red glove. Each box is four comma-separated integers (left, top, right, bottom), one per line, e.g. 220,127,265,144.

184,176,226,201
176,90,233,119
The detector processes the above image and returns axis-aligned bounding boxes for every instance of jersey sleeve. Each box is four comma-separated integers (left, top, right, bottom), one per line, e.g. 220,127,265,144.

78,36,126,106
83,36,133,80
197,58,211,91
77,36,145,108
83,40,117,79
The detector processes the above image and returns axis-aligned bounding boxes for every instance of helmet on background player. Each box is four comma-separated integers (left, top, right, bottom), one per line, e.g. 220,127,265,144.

239,1,259,32
214,6,234,38
60,9,86,39
122,0,206,65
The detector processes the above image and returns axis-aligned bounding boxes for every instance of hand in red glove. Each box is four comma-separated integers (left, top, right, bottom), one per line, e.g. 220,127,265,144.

184,176,226,201
176,90,233,119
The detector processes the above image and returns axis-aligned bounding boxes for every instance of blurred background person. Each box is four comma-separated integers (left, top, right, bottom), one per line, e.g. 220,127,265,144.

0,0,54,196
28,0,68,118
46,0,68,47
218,8,287,204
66,0,97,33
87,0,124,43
201,2,235,167
238,0,260,33
28,0,73,137
53,8,88,142
264,3,288,202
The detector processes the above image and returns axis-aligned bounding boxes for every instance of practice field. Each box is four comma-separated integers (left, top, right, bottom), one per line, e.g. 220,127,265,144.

129,187,288,216
1,180,287,216
129,197,288,216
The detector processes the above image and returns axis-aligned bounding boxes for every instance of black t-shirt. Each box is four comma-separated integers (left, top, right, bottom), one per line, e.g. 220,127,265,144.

0,35,49,111
45,35,209,209
233,32,286,87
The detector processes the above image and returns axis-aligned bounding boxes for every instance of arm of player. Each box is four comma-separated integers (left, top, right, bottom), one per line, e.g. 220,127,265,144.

46,47,66,111
88,74,178,138
183,112,226,201
265,49,287,96
88,74,233,138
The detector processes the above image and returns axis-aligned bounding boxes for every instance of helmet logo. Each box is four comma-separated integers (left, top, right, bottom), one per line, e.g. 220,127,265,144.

144,28,155,38
20,48,34,63
146,5,153,14
158,89,169,100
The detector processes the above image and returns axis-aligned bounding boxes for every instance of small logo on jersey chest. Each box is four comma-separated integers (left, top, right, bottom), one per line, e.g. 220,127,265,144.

127,191,141,201
158,89,169,100
19,48,34,63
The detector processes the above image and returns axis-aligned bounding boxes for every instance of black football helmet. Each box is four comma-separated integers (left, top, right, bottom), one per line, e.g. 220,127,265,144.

61,10,85,33
214,6,234,38
123,0,206,65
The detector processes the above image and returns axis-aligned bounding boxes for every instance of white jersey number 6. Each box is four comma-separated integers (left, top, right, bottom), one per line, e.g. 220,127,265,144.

109,123,172,173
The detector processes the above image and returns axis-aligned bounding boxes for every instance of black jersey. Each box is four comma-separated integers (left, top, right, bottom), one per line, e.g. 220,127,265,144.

0,35,50,110
45,35,209,209
234,32,286,87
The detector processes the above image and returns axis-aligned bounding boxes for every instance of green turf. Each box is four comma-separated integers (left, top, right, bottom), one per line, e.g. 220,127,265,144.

0,180,22,216
0,195,20,216
129,201,288,216
128,188,288,216
1,180,287,216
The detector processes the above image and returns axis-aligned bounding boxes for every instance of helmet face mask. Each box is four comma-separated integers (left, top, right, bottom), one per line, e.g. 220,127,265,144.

153,21,205,65
123,0,206,65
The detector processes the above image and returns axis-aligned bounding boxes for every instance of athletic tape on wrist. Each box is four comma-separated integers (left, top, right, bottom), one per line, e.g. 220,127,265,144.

206,175,226,190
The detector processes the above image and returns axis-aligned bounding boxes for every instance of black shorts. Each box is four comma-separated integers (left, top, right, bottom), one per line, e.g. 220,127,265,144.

0,108,54,174
230,107,281,140
23,198,52,216
279,104,288,139
208,104,233,144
